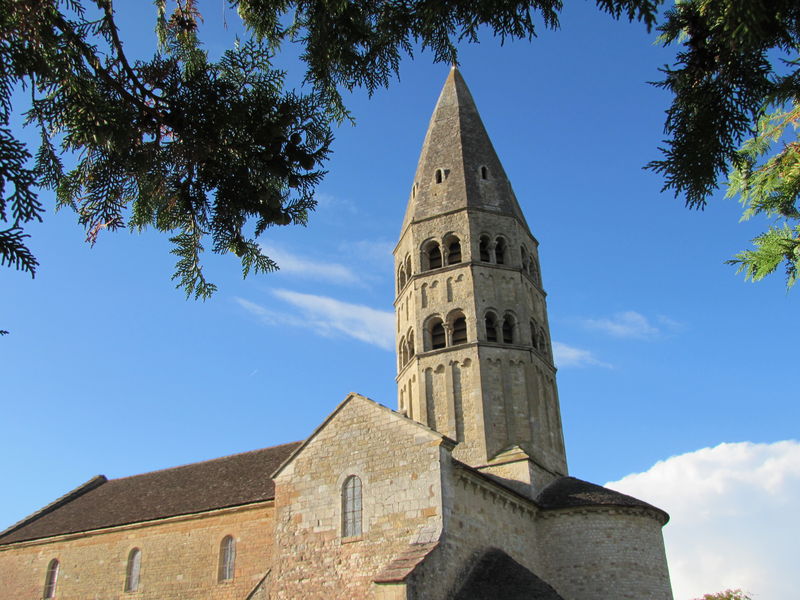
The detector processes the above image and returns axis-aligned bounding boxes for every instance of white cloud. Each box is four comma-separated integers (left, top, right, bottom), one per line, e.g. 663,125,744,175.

236,291,394,350
605,440,800,600
552,341,612,369
260,244,361,285
582,310,663,339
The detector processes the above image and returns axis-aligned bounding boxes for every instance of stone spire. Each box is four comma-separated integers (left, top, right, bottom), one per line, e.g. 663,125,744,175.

394,68,567,496
401,67,529,234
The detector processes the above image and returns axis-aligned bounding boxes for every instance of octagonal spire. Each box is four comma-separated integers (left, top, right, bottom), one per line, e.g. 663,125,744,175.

401,67,530,233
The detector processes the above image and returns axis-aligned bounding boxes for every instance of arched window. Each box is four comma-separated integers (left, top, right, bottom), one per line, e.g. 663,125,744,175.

399,335,408,366
218,535,236,582
479,236,490,262
124,548,142,592
521,247,529,272
43,559,59,599
531,320,539,350
405,255,412,279
502,316,514,344
407,331,415,360
424,241,442,270
435,169,443,184
530,260,540,285
342,475,362,537
447,239,462,265
495,237,506,265
485,313,498,343
452,316,467,345
480,166,488,180
430,319,446,350
397,265,406,291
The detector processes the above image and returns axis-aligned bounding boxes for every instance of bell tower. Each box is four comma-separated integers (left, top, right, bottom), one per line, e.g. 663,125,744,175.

394,68,567,493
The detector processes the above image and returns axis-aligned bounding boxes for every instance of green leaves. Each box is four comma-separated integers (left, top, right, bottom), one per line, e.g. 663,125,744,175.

647,0,800,288
1,0,332,298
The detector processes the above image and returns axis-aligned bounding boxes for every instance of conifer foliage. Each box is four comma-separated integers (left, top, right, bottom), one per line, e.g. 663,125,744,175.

0,0,660,299
650,0,800,287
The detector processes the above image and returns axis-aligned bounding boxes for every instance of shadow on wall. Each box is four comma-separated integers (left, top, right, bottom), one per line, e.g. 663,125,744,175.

450,548,564,600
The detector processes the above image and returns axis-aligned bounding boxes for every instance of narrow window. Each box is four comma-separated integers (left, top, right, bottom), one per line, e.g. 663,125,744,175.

218,536,236,582
431,320,446,350
485,314,498,343
342,475,362,537
124,548,142,592
521,247,529,272
405,255,412,279
480,166,488,180
452,317,467,345
397,266,406,291
428,244,442,269
43,559,59,599
447,240,462,264
531,321,539,350
407,331,415,360
479,236,490,262
435,169,443,184
399,336,407,366
502,317,514,344
495,238,506,265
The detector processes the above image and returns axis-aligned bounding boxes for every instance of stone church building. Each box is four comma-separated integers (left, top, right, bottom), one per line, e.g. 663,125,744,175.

0,69,674,599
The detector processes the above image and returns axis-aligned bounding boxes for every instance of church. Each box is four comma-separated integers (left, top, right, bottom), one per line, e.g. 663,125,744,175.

0,68,674,600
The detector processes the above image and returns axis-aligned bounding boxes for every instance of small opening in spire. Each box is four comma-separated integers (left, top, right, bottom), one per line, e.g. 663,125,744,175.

435,169,443,184
480,166,488,180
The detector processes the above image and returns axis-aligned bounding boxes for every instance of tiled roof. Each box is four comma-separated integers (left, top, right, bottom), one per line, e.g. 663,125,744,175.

535,476,669,524
0,441,302,545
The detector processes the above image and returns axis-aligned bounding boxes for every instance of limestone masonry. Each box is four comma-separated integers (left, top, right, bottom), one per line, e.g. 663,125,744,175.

0,68,674,600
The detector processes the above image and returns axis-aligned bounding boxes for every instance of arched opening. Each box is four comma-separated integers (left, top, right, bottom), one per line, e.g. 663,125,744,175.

435,169,443,184
407,330,415,360
530,260,540,285
43,559,59,599
485,313,498,343
423,241,442,270
479,235,490,262
446,237,462,265
342,475,362,537
430,319,446,350
480,165,488,180
218,536,236,582
124,548,142,592
399,335,408,365
531,320,539,350
495,237,506,265
452,316,467,345
502,316,515,344
521,247,529,272
397,265,406,291
405,255,412,279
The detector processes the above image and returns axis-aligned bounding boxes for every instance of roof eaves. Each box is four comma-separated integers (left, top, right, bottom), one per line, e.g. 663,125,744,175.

0,475,107,544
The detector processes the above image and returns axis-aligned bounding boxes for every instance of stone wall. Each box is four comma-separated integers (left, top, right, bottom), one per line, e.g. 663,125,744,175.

271,394,448,600
408,461,546,600
0,502,276,600
537,508,674,600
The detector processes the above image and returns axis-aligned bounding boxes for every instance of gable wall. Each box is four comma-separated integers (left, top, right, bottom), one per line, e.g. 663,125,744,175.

0,502,275,599
271,397,447,599
408,464,546,600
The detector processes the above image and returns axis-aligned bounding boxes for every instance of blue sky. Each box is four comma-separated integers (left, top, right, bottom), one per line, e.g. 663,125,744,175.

2,3,798,598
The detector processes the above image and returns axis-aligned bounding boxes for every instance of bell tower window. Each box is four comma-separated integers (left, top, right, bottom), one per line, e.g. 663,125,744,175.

479,235,490,262
446,236,462,265
430,320,446,350
423,241,443,270
480,166,488,180
495,237,506,265
452,316,467,345
502,316,514,344
485,313,498,342
435,169,443,184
